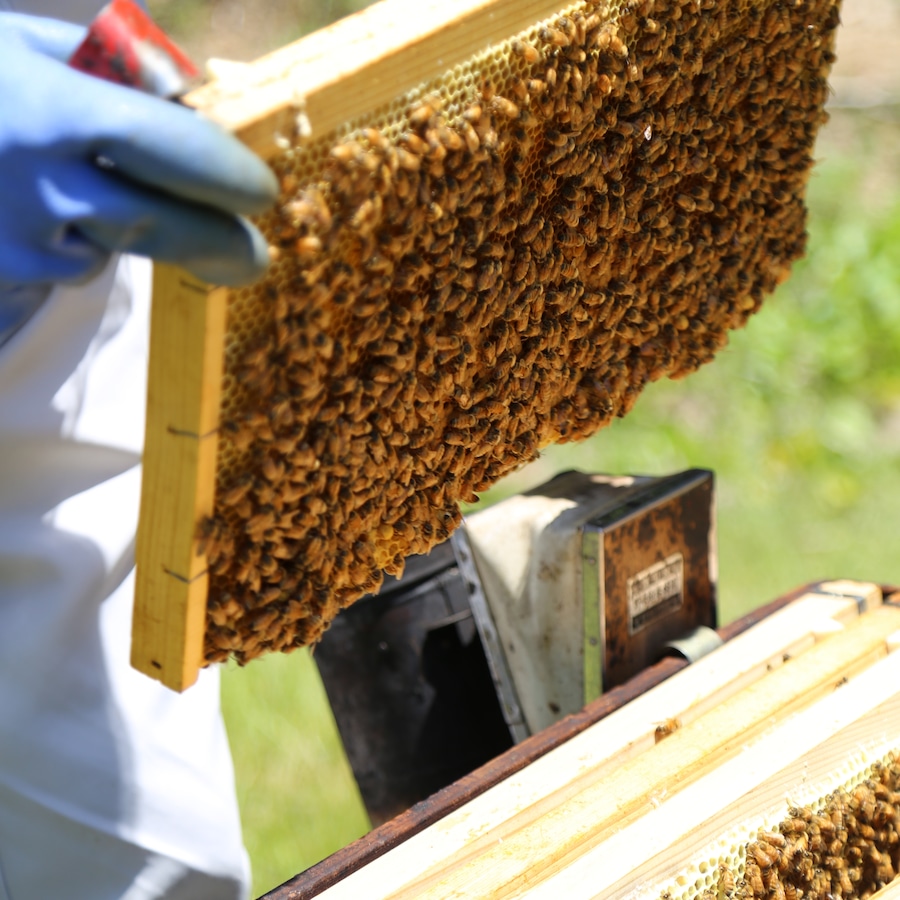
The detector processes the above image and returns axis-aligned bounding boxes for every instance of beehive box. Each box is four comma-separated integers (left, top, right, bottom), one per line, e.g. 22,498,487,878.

261,582,900,900
132,0,841,689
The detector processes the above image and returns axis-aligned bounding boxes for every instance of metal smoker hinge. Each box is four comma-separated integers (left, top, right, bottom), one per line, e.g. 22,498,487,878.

452,526,530,744
660,625,723,664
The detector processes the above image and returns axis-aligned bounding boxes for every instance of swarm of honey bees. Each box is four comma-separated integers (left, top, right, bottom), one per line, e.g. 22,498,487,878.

199,0,840,663
662,755,900,900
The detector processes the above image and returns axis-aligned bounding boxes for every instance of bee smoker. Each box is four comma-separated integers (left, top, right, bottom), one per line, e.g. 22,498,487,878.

314,468,719,824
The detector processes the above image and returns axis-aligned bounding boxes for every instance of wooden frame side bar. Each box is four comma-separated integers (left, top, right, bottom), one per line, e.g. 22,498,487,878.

187,0,587,158
133,265,227,691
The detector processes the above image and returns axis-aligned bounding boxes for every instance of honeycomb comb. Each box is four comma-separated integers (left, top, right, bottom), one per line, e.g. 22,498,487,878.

132,0,841,689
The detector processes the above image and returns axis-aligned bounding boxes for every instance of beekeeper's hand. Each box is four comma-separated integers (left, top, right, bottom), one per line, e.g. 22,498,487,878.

0,12,278,290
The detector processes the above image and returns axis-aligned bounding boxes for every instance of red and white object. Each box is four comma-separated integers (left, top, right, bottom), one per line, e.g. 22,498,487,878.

68,0,198,97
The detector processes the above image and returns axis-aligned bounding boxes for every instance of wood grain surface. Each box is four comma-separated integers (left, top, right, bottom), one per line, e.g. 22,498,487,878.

133,265,228,690
187,0,592,159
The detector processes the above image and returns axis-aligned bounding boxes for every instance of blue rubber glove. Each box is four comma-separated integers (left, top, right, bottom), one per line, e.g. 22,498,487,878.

0,12,279,292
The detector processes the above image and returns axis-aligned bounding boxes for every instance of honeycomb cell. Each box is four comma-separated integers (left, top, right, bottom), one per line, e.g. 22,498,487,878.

651,753,900,900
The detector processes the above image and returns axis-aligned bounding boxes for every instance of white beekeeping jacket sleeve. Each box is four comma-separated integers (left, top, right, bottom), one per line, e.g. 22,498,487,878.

0,3,251,896
0,255,250,899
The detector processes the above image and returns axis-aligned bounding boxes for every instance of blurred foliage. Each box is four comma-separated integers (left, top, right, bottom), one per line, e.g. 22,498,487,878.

147,0,377,61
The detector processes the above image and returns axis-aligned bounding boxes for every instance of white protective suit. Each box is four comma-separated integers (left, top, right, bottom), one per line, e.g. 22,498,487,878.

0,3,251,898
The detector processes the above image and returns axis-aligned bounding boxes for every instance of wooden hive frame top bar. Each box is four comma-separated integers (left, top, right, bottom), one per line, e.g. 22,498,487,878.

190,0,607,156
133,0,841,690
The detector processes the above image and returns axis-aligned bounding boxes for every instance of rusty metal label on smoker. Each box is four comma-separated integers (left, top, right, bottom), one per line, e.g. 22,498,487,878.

628,553,684,634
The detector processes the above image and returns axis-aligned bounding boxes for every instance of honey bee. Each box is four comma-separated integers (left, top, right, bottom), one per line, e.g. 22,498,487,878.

512,39,541,63
399,130,429,155
716,863,734,897
539,25,569,47
408,96,441,129
653,717,681,743
294,234,324,257
220,474,254,509
490,96,519,119
330,141,363,168
517,215,543,245
526,77,548,96
769,876,786,900
744,862,765,895
261,455,287,484
543,64,558,90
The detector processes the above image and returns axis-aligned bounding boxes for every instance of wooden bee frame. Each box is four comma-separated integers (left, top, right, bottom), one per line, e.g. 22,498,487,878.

132,0,841,690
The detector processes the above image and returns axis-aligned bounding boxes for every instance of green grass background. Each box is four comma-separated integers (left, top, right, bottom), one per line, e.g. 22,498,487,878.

146,3,900,893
